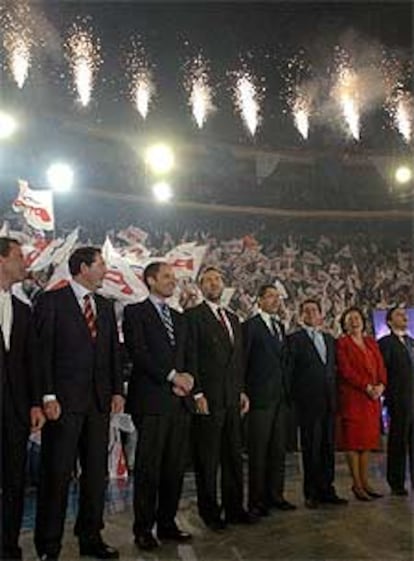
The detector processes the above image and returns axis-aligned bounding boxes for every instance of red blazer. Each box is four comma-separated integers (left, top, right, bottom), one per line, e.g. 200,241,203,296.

336,335,387,421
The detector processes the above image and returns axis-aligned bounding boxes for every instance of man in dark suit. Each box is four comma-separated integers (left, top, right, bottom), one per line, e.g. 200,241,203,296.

185,267,255,531
0,237,44,561
243,285,295,516
289,299,347,509
34,247,124,561
379,306,414,496
123,262,193,551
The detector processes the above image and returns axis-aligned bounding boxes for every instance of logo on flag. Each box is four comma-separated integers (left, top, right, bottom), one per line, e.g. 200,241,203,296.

12,180,55,232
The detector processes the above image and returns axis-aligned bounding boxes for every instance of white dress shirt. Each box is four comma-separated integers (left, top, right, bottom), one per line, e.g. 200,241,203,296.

69,279,96,315
0,289,13,351
392,329,408,345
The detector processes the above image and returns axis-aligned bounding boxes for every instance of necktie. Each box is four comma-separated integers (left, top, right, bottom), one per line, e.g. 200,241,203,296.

83,294,97,339
217,307,233,342
311,329,327,364
270,316,282,342
160,303,175,347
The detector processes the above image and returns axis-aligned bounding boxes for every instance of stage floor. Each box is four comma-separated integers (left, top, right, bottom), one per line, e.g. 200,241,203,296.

20,452,413,561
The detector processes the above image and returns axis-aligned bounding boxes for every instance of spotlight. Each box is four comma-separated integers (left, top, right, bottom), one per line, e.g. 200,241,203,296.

145,144,175,175
395,166,412,185
152,181,173,203
47,162,74,192
0,112,17,139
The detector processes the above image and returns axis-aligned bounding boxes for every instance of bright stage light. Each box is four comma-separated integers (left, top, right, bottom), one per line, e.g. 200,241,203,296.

145,144,175,175
152,181,173,203
0,112,17,139
47,162,74,192
395,166,412,185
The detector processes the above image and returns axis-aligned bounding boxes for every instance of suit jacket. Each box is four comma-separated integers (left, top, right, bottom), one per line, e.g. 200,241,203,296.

288,328,336,421
3,296,40,426
185,301,244,412
34,285,123,414
243,314,289,409
378,333,414,416
336,335,387,421
123,298,187,415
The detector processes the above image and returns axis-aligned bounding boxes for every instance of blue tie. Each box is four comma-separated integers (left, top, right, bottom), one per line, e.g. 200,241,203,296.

160,303,175,347
311,329,327,364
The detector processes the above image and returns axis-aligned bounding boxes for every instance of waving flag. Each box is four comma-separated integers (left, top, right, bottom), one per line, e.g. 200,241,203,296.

165,242,207,280
12,180,55,232
101,237,148,303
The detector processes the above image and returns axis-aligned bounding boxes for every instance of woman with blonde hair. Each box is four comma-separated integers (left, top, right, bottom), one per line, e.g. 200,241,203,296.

336,307,387,500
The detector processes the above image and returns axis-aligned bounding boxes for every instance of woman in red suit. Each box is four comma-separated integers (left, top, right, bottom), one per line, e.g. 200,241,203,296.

336,307,387,501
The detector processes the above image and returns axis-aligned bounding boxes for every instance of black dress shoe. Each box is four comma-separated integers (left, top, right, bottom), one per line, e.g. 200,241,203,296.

134,532,159,551
249,504,270,517
203,517,227,532
320,495,349,505
39,554,59,561
391,488,409,496
225,510,259,525
157,525,192,542
1,546,22,560
270,499,297,511
79,541,119,559
305,498,319,509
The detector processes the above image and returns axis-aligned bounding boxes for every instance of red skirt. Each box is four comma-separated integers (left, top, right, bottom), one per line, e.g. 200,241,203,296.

336,413,381,451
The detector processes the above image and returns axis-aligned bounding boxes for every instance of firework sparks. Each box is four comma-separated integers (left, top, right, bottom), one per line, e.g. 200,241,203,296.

133,72,154,119
283,52,313,140
65,23,102,107
126,40,155,119
292,93,311,139
395,95,412,143
382,55,413,143
2,4,32,88
387,90,413,143
185,56,214,128
233,71,262,136
335,66,360,140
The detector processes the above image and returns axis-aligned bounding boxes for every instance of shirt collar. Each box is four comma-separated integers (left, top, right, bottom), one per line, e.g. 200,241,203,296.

205,299,221,313
149,293,166,310
70,279,93,302
303,324,320,336
258,310,272,323
392,329,407,338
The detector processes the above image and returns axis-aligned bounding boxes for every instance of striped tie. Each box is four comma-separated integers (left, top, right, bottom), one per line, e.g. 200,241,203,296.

83,294,97,339
160,303,175,346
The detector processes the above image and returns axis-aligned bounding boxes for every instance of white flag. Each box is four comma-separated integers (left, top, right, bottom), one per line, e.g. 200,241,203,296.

12,180,55,232
165,243,208,280
101,237,148,303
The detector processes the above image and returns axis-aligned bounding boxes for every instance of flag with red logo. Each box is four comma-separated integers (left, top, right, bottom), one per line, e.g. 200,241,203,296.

101,237,148,303
165,243,207,280
12,180,55,232
116,225,148,245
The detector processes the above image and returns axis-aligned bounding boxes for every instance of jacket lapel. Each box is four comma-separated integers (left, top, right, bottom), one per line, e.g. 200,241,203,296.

302,328,326,365
257,315,283,356
64,285,93,339
146,299,175,348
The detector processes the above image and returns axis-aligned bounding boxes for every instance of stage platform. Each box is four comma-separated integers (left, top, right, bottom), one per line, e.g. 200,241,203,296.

19,452,413,561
